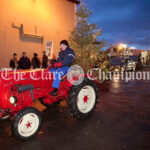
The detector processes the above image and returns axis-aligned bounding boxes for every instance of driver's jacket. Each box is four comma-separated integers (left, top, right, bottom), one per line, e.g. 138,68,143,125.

57,47,75,67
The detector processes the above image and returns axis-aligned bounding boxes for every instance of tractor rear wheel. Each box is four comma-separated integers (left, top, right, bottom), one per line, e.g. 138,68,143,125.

12,107,42,141
67,78,99,119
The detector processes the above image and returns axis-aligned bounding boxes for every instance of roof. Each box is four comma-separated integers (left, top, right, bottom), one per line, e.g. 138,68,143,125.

67,0,80,4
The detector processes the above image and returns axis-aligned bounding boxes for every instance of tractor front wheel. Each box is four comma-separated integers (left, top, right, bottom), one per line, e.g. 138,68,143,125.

67,78,99,119
12,107,42,141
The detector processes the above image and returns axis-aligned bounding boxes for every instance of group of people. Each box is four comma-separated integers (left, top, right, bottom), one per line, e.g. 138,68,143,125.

10,51,48,70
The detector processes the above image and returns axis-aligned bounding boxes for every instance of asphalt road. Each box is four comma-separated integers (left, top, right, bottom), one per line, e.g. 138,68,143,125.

0,69,150,150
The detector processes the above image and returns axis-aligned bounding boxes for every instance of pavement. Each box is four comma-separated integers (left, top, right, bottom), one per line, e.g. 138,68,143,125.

0,68,150,150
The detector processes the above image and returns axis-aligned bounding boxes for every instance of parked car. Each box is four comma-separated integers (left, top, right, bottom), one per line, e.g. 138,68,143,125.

122,57,137,71
129,55,139,64
110,57,123,72
110,56,137,73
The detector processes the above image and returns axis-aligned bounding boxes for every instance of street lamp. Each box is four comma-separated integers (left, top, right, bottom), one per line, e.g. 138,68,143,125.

120,44,127,48
118,43,128,56
130,47,136,50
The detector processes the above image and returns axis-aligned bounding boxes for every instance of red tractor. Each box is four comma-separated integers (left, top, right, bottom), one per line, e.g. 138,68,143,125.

0,68,98,141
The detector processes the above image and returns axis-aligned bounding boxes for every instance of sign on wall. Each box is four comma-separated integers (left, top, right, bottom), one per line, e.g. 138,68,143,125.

46,41,53,59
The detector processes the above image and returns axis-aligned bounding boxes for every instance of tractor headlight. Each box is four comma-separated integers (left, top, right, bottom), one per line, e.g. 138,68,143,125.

9,96,17,104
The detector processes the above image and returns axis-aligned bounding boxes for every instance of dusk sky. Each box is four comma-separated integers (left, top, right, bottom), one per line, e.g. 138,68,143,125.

85,0,150,49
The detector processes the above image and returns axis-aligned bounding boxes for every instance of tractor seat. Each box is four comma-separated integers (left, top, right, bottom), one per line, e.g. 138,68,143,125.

61,71,72,81
61,73,68,80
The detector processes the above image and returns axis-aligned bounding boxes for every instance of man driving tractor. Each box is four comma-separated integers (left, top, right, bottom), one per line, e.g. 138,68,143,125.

49,40,75,96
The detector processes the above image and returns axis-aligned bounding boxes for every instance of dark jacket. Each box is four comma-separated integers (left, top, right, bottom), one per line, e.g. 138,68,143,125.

57,47,75,67
19,57,31,70
31,57,41,69
10,59,19,69
42,55,48,69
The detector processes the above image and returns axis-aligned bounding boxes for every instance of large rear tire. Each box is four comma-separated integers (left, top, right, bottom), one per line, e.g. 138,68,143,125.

67,78,99,119
12,107,42,141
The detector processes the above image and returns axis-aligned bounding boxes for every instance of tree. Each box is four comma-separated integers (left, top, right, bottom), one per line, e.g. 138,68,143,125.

69,2,105,72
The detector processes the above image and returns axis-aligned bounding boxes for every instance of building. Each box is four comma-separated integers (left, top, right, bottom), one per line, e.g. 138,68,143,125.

108,44,129,57
0,0,80,68
108,44,150,57
132,49,145,56
108,44,120,57
132,49,149,64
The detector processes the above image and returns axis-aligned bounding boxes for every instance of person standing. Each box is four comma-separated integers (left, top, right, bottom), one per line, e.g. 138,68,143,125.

19,52,31,69
31,53,41,69
137,53,142,70
10,53,19,70
42,51,48,69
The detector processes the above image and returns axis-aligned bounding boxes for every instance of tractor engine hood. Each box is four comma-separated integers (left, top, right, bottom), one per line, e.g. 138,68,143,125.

0,69,50,109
